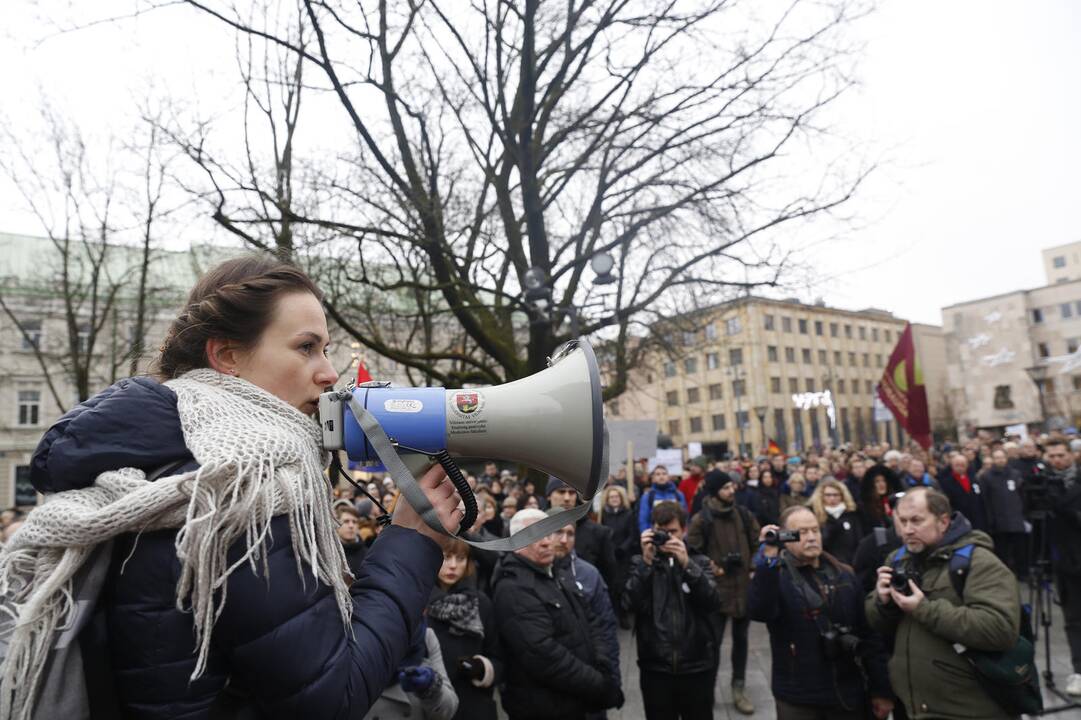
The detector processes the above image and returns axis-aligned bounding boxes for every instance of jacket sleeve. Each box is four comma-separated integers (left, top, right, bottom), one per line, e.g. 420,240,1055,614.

216,524,443,719
494,579,610,700
476,593,505,688
911,546,1020,652
638,491,653,533
622,556,651,614
853,589,893,699
684,556,722,614
685,512,706,555
747,549,782,623
417,627,459,720
588,576,621,685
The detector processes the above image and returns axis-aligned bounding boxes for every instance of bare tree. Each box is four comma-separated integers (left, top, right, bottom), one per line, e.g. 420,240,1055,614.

169,0,870,395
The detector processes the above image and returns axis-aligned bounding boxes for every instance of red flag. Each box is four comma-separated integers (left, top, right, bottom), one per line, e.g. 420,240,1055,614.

355,359,372,385
767,439,783,456
877,323,932,449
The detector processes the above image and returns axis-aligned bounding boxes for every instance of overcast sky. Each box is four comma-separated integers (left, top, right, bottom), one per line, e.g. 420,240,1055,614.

2,0,1078,327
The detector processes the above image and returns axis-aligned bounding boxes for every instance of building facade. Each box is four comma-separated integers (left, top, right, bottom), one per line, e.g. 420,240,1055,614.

943,241,1081,433
613,297,947,457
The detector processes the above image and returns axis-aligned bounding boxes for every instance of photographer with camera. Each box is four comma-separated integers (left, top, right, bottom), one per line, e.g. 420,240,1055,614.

1041,437,1081,695
749,506,892,720
687,471,760,714
623,501,723,720
866,487,1023,718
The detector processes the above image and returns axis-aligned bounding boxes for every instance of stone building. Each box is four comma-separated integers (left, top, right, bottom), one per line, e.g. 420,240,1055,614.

612,296,947,457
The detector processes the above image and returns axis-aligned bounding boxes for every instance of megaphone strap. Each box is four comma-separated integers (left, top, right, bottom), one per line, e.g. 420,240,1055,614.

342,392,592,552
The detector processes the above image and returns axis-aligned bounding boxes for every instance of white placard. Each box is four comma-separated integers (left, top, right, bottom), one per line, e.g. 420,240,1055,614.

1004,423,1029,441
650,448,685,476
873,392,893,423
687,442,703,458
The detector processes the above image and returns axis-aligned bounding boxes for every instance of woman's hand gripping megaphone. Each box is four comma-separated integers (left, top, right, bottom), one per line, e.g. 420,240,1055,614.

390,464,465,546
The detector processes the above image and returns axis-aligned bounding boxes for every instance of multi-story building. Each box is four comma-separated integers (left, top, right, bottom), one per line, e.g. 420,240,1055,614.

943,240,1081,433
614,297,947,457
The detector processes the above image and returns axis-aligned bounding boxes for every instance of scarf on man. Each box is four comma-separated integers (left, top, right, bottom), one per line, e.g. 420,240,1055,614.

0,370,352,720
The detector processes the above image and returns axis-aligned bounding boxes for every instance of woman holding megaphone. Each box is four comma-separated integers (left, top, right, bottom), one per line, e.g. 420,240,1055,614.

0,256,464,720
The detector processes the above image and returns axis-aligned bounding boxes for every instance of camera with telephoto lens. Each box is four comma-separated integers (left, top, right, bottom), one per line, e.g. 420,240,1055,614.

821,624,862,661
890,566,921,596
1022,461,1061,519
763,528,800,546
651,529,672,549
721,552,743,573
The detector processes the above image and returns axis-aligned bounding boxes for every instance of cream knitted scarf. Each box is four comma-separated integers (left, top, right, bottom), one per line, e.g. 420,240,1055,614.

0,370,351,720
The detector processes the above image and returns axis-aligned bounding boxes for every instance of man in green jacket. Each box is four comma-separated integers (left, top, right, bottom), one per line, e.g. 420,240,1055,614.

865,487,1021,720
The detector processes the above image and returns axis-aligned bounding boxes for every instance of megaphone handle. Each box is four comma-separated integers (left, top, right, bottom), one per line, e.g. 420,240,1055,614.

398,451,479,535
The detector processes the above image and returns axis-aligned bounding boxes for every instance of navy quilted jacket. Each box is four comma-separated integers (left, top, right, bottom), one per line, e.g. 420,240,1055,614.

30,376,442,719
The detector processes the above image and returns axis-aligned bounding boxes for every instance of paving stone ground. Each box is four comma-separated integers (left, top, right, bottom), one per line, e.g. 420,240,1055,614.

499,578,1081,719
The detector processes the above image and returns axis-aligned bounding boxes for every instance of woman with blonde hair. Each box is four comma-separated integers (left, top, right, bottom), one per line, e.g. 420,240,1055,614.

809,479,864,564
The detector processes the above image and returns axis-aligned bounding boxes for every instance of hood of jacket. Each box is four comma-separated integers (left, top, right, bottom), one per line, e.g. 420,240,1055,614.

927,512,992,558
31,376,192,494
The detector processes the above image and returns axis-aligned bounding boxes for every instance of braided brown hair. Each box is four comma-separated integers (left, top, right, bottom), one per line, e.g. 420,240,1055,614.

155,255,322,380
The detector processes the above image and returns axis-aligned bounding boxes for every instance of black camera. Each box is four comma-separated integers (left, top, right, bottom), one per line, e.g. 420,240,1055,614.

651,530,672,548
763,528,800,546
721,552,743,573
890,566,921,596
821,625,862,661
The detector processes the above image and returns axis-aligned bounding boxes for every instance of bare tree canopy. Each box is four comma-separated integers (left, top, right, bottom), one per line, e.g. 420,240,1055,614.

165,0,869,394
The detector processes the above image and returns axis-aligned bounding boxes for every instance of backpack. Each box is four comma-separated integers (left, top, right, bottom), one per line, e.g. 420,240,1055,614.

892,544,1043,716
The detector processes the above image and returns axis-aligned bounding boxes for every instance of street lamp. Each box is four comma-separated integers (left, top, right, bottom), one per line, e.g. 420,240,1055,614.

754,405,768,454
1025,364,1049,433
725,366,746,458
590,251,617,285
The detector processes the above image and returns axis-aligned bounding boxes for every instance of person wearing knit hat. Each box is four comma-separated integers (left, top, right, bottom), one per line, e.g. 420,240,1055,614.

547,475,619,608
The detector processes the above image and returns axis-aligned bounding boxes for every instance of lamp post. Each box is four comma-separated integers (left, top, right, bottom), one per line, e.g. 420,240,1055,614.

1025,364,1049,433
523,252,617,345
725,366,746,458
754,405,768,453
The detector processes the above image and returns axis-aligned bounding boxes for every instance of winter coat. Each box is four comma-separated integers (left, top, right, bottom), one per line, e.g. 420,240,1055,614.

574,515,619,607
939,471,989,532
749,549,891,709
853,527,902,594
600,506,638,567
427,579,503,720
979,466,1027,534
363,628,458,720
30,376,442,720
865,514,1021,720
901,472,939,490
342,538,368,578
622,551,722,675
461,526,503,595
686,497,759,617
821,510,864,565
492,553,615,720
637,482,687,532
1048,465,1081,575
1008,456,1041,481
554,553,620,687
740,485,781,527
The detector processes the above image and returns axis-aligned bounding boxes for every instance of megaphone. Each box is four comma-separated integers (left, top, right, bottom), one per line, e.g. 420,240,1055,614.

319,339,608,544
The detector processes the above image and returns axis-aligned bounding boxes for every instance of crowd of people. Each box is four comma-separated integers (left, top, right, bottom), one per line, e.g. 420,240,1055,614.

312,435,1081,719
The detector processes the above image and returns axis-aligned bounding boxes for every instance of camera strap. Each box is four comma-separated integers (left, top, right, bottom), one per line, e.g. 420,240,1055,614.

344,392,591,552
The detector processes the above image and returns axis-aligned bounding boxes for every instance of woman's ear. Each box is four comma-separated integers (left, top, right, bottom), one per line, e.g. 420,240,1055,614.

205,338,243,376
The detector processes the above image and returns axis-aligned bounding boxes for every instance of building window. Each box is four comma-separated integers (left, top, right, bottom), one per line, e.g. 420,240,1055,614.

1069,338,1080,353
814,320,823,336
788,377,799,393
687,387,700,404
862,353,870,367
732,379,746,397
608,400,621,416
705,323,718,340
729,348,743,365
801,348,812,364
736,410,750,429
709,383,723,400
798,319,808,334
840,407,850,443
805,378,815,392
818,349,827,364
872,327,879,342
785,347,796,363
706,352,720,370
993,385,1014,409
1064,303,1075,319
1038,343,1050,358
682,331,697,346
773,408,787,447
17,390,41,426
76,323,91,354
684,357,698,373
764,314,775,331
792,409,805,450
689,416,703,433
712,413,726,431
1074,376,1081,391
875,354,883,368
770,377,782,393
668,419,681,436
1032,308,1044,324
849,351,857,366
865,380,873,394
830,322,838,338
19,320,43,351
666,390,679,406
844,324,852,339
857,326,865,340
1075,301,1081,317
885,329,892,343
834,350,842,365
726,318,742,335
1054,255,1067,268
838,379,846,394
782,317,792,332
1042,378,1056,394
664,361,677,378
767,346,778,362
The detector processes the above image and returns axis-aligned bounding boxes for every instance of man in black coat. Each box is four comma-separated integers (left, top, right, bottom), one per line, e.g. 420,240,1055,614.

1043,438,1081,697
938,452,988,532
548,476,619,608
980,448,1027,578
493,509,622,720
624,500,722,720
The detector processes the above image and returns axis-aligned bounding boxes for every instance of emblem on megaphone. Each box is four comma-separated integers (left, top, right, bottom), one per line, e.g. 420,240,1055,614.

319,339,609,542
